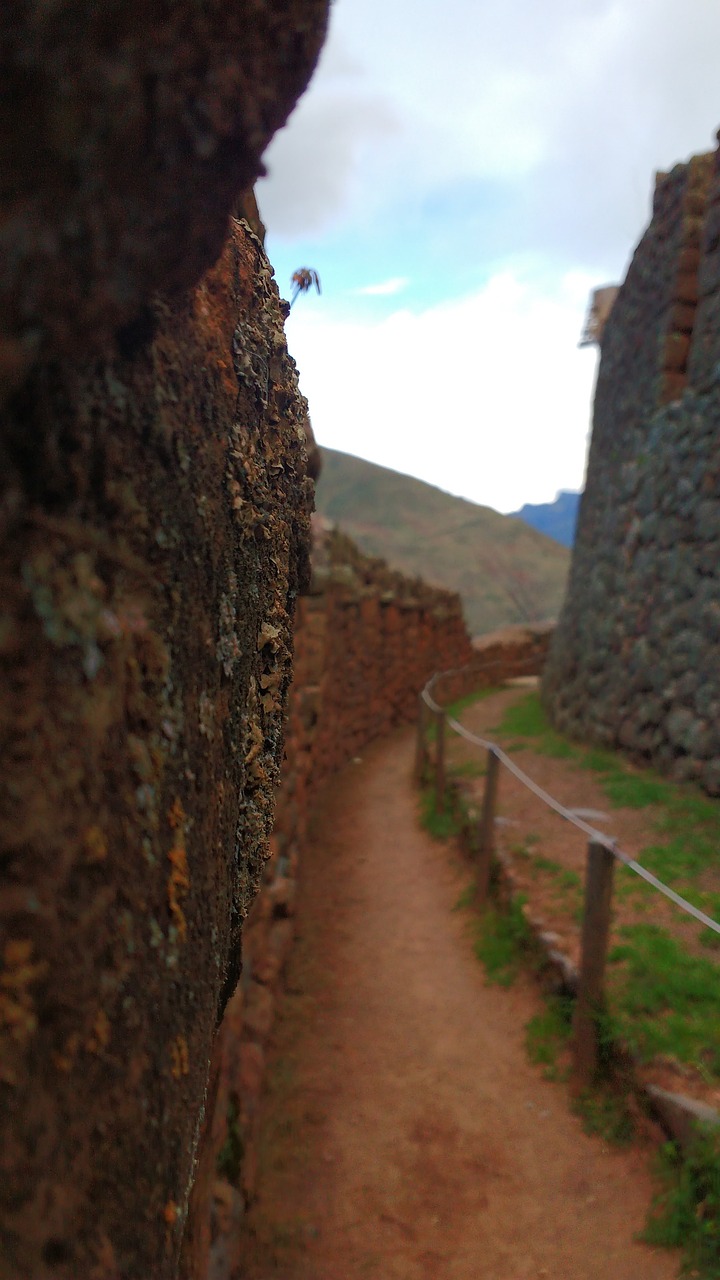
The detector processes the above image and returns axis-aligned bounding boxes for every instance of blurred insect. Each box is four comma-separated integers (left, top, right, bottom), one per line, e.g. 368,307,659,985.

289,267,321,308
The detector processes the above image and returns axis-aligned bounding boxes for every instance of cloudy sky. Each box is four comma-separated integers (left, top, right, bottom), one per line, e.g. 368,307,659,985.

257,0,720,512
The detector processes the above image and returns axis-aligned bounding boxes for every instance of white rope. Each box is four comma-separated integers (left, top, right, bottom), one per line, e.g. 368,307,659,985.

421,680,720,937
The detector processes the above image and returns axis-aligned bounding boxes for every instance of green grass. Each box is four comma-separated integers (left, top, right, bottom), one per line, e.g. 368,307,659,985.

525,995,573,1080
642,1129,720,1278
453,883,476,912
493,695,575,758
473,896,534,987
419,787,461,841
525,995,635,1143
572,1088,635,1146
495,691,720,907
509,834,542,863
491,690,720,1085
528,854,581,894
608,925,720,1076
444,687,720,1276
426,684,501,743
452,758,487,779
448,685,502,717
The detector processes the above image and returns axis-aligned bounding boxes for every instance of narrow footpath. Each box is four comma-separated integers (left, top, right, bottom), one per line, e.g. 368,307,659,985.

240,728,679,1279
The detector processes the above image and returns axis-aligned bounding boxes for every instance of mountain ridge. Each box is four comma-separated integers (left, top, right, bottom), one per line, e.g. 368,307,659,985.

511,490,581,548
314,446,570,636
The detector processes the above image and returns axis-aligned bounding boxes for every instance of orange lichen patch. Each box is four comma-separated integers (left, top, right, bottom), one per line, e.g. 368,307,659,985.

1,940,47,999
83,824,108,863
168,797,185,830
170,1035,189,1079
86,1009,111,1053
0,939,48,1075
244,719,263,767
167,798,190,943
163,1199,181,1248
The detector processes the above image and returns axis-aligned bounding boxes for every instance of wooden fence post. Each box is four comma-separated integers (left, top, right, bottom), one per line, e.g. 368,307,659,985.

476,747,499,903
434,708,446,812
414,695,427,784
573,840,615,1088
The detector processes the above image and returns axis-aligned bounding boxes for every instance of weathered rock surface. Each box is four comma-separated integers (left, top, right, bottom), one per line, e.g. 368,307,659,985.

543,144,720,795
3,6,330,1275
0,215,314,1279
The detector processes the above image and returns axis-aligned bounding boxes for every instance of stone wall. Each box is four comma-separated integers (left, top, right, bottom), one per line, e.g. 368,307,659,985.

2,5,329,1278
204,528,475,1274
433,622,555,707
1,215,315,1280
543,140,720,794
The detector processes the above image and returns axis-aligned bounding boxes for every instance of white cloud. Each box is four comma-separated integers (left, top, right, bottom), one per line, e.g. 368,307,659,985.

258,0,720,509
260,0,720,271
352,277,410,296
287,269,599,512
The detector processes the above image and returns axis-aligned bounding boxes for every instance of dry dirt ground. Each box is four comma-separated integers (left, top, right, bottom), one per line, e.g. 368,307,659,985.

239,722,680,1279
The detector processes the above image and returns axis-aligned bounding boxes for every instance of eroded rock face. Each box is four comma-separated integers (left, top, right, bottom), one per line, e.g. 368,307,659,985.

0,220,313,1278
1,0,329,393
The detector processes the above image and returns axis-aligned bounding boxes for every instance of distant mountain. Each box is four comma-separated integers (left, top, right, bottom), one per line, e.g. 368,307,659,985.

511,491,582,548
314,447,570,638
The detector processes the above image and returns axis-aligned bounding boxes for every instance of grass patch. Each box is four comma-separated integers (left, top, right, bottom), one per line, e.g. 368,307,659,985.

525,995,573,1080
453,883,476,912
529,854,580,890
426,684,501,743
642,1129,720,1278
451,757,487,779
490,689,720,1084
608,925,720,1076
572,1088,635,1146
473,896,534,987
494,694,575,758
419,787,461,841
447,684,502,718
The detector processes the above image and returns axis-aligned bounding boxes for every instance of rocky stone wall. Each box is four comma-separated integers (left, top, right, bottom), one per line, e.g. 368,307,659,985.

2,5,329,1277
204,529,474,1274
433,621,555,706
1,216,314,1280
543,142,720,794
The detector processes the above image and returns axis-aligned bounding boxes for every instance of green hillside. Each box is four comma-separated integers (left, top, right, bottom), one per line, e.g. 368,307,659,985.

314,447,571,637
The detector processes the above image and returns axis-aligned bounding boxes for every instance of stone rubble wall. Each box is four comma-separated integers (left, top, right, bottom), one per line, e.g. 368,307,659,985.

205,603,557,1276
543,140,720,795
2,4,330,1277
204,530,475,1275
432,622,555,707
1,216,314,1280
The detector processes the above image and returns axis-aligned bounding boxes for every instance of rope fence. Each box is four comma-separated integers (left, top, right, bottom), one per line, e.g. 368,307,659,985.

417,665,720,1086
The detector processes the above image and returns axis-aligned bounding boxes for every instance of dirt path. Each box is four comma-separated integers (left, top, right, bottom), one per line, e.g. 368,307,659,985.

240,727,679,1279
